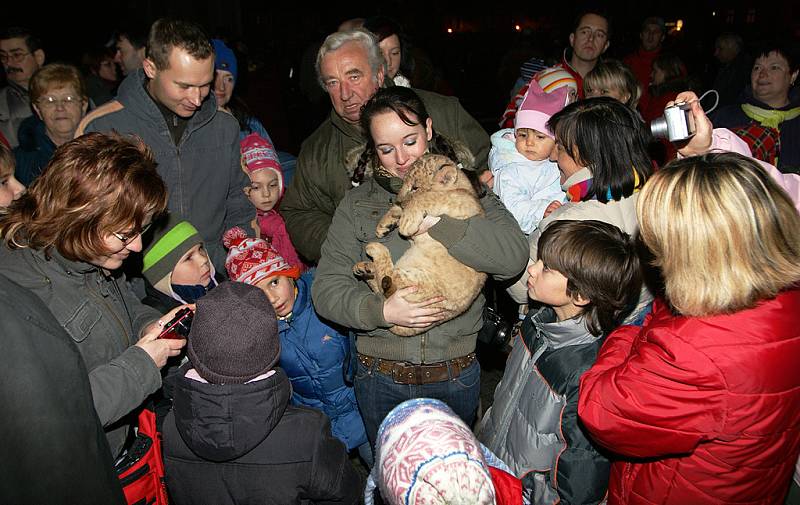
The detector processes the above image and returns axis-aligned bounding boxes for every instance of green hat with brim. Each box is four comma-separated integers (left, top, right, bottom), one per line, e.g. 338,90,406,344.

142,214,203,290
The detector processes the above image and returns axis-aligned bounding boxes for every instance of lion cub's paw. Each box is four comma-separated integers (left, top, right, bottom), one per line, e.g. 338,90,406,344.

376,205,403,237
353,261,374,278
398,210,424,237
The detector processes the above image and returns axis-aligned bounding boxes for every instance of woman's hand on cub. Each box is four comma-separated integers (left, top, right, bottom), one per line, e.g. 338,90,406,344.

383,286,446,328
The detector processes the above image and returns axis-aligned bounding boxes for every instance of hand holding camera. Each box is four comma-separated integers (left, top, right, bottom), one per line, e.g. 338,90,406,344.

158,307,194,339
136,304,193,368
651,91,715,158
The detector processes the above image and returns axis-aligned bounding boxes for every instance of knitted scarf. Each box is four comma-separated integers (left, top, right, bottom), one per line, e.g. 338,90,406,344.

741,104,800,129
564,167,642,203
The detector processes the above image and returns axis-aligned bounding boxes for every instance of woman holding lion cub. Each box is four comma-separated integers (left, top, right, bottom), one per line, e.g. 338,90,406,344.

313,87,528,445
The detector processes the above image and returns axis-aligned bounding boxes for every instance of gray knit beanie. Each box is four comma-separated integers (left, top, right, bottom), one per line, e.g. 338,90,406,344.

187,281,280,384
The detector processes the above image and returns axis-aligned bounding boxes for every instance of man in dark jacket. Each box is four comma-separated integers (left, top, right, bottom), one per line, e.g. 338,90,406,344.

77,19,253,271
0,26,45,147
0,274,125,505
281,29,491,263
162,281,361,505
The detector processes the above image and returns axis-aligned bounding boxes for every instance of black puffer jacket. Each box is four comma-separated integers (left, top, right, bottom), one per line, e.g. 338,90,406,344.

163,364,361,505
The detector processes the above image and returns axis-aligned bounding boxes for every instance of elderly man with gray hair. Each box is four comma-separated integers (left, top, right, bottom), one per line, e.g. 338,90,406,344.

281,29,491,263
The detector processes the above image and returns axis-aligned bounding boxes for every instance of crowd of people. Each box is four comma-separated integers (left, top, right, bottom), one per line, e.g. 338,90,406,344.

0,9,799,505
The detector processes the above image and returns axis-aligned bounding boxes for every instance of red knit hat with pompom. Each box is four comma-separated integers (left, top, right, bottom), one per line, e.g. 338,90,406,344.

223,227,300,286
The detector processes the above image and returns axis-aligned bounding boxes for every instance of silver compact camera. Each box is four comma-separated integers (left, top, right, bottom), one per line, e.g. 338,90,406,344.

650,102,696,142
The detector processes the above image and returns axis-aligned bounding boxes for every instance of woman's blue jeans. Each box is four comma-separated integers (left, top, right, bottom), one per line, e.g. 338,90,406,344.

354,357,481,448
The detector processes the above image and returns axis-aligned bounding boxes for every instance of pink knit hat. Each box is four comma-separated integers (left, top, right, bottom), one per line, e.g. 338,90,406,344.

223,227,300,286
240,133,284,197
514,79,569,139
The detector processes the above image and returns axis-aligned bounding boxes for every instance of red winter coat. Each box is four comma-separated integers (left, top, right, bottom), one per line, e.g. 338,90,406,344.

578,293,800,505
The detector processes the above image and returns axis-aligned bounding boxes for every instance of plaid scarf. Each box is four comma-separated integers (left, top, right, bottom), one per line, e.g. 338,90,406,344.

734,123,781,166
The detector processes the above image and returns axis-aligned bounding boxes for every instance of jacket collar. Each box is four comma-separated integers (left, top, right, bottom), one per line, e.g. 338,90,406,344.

329,107,364,141
16,116,55,152
278,272,311,328
47,248,101,276
530,306,599,350
743,87,800,112
561,166,593,192
115,69,218,139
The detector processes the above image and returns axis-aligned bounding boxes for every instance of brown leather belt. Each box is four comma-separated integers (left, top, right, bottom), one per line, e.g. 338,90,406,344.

358,352,476,385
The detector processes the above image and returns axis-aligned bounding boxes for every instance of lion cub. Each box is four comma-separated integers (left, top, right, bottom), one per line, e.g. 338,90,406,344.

353,154,488,336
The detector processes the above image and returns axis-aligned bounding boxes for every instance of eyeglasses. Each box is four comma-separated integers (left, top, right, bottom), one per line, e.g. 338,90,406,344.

112,222,152,245
0,51,31,64
37,95,84,109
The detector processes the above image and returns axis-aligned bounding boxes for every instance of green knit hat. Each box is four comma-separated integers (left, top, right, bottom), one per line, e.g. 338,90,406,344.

142,214,203,289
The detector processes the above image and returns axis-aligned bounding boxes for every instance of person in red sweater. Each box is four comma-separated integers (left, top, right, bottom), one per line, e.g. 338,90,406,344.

624,17,665,114
578,144,800,503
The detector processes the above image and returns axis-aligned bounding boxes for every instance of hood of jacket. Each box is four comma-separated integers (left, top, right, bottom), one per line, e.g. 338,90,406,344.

169,362,292,462
115,69,218,138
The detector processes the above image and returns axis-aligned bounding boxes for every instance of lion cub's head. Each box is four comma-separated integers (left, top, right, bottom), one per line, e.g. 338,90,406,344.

396,154,474,204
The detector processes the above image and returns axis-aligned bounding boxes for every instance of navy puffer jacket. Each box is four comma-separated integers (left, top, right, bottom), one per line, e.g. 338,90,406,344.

278,270,367,450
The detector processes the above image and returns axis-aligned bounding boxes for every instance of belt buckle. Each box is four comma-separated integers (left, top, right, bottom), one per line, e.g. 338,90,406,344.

391,362,414,384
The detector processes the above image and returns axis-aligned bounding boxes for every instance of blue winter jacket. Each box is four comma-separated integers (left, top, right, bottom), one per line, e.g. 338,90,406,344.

278,270,367,450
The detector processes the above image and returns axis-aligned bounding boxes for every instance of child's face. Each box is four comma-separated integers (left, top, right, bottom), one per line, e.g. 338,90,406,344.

256,275,297,318
0,166,24,208
171,243,212,286
527,259,582,321
515,128,556,162
244,169,281,212
585,81,630,104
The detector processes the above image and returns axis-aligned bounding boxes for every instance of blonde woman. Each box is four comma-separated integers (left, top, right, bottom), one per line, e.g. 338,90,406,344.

583,59,642,109
578,152,800,504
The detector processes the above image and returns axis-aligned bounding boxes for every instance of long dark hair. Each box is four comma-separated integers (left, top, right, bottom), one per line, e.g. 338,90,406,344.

547,97,652,203
354,87,460,186
227,95,257,134
363,16,413,78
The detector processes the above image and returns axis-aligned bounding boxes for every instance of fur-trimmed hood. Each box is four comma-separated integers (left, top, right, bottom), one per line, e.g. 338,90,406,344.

344,136,477,181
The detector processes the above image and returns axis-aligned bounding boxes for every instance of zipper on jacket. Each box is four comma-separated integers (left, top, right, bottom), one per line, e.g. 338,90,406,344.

494,326,546,446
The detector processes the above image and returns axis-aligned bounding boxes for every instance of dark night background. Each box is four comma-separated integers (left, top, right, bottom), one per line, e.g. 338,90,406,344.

4,1,799,153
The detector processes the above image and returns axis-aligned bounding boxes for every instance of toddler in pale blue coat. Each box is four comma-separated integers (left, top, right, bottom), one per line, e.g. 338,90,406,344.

489,80,569,234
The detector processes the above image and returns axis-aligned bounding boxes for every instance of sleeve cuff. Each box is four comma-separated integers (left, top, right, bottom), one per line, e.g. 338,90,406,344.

428,215,468,248
118,345,162,395
358,292,391,329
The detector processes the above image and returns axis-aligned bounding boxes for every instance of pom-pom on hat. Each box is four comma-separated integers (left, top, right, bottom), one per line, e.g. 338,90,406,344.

515,79,569,139
535,66,578,94
212,38,237,83
187,281,279,384
223,227,300,286
240,133,284,197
